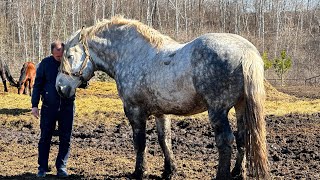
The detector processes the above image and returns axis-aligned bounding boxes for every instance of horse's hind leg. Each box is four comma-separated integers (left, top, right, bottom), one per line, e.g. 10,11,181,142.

124,105,148,179
155,115,176,179
232,98,246,180
208,107,234,180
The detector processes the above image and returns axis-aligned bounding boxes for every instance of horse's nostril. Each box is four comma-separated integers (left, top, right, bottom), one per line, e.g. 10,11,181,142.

57,86,64,97
57,85,71,98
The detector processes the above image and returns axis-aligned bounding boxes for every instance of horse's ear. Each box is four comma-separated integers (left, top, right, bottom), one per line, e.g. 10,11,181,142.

79,26,86,41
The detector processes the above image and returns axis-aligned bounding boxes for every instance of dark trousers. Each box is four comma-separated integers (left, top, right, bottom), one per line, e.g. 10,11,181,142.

38,103,74,171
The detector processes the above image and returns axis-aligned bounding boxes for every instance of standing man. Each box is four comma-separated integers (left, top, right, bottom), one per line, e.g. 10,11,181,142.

31,40,74,178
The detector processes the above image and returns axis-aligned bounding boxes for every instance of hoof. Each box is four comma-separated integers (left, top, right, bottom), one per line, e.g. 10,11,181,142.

130,170,145,180
231,168,245,180
215,174,232,180
162,167,177,180
162,171,173,180
232,175,245,180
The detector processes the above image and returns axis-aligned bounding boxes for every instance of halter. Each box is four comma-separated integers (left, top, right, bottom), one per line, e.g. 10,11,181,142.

61,39,96,82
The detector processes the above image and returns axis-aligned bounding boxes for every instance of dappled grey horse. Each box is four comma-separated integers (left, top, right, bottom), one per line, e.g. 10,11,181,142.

56,17,269,179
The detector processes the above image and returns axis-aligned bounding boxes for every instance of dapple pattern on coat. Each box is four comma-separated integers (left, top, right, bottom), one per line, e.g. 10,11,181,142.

56,17,269,179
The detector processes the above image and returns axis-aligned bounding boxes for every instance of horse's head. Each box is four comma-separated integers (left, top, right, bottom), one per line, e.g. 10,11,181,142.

17,62,28,94
56,29,96,98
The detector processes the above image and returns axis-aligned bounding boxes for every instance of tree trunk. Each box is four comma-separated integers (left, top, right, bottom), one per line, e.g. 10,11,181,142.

274,0,281,58
175,0,179,38
147,0,152,27
111,0,116,17
49,0,58,49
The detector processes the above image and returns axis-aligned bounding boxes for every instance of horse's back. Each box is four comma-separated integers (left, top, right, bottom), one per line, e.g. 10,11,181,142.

26,61,36,69
189,33,261,108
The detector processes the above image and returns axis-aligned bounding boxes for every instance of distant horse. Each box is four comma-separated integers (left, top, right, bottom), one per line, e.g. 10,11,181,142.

18,62,36,96
0,59,18,92
56,17,269,179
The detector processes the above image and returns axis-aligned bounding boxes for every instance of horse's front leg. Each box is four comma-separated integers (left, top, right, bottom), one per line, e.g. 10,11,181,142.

2,80,8,92
30,79,35,96
1,73,8,92
18,82,25,94
209,107,235,180
124,105,148,179
155,115,176,179
24,81,29,95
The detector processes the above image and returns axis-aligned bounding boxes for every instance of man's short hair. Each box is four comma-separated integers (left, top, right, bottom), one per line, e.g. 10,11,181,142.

51,40,65,53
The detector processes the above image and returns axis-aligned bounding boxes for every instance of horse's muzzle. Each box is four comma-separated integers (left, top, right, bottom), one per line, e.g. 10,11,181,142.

56,85,71,98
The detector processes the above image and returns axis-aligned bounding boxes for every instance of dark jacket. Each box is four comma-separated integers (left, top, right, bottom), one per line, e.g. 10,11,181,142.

31,56,74,109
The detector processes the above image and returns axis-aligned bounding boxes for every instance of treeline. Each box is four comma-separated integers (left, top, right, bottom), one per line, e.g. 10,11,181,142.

0,0,319,82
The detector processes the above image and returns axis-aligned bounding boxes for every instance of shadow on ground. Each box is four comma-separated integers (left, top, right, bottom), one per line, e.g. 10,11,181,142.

0,172,164,180
0,172,85,179
0,108,30,116
104,173,162,180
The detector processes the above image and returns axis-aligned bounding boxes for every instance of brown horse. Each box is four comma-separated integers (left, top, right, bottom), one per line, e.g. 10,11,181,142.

0,59,18,92
18,62,36,95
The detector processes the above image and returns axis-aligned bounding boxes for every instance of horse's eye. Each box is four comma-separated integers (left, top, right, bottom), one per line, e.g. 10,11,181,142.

67,55,73,59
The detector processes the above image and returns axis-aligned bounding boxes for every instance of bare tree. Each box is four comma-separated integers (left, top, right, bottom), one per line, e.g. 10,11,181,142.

274,0,282,58
93,0,99,23
1,0,320,83
175,0,179,38
111,0,116,17
147,0,152,26
256,0,265,51
49,0,58,51
16,1,29,60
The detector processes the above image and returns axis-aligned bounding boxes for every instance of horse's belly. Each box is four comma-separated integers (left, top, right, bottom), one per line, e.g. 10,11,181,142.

145,65,207,115
150,91,207,116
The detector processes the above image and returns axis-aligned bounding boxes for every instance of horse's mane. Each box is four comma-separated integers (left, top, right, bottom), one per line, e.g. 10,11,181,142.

61,16,176,75
82,16,176,48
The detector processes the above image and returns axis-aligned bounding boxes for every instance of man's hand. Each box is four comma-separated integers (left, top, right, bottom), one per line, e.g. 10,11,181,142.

32,107,39,118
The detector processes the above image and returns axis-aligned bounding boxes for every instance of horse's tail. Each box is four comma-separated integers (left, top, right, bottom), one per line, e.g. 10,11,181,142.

242,50,269,179
3,61,18,87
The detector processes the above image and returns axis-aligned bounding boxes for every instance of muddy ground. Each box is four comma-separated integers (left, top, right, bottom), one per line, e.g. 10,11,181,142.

0,86,319,179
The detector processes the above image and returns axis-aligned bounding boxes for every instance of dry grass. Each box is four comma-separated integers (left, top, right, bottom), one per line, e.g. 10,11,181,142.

265,98,320,116
0,81,319,127
74,82,124,126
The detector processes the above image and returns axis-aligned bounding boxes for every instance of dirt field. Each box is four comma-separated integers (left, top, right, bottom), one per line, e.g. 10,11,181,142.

275,85,320,99
0,85,319,179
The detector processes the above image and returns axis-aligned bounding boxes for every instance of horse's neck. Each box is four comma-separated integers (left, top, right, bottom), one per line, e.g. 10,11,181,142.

109,28,157,61
88,28,157,77
88,39,116,78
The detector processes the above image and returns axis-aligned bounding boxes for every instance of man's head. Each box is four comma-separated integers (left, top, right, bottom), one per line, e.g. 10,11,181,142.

51,40,65,61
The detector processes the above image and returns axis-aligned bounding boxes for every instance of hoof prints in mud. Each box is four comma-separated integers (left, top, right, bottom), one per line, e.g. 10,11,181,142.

0,113,319,179
267,113,320,179
71,113,320,179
